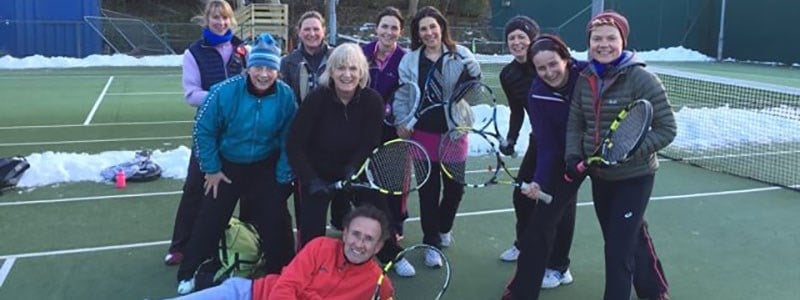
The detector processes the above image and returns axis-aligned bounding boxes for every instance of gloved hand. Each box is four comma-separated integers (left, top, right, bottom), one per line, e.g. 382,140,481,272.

307,177,332,197
564,155,585,182
499,140,516,156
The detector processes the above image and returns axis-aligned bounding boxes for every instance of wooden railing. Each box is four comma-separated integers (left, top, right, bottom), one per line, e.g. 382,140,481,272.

235,3,289,49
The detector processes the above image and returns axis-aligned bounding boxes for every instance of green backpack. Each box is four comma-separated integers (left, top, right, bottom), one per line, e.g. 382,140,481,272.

216,217,265,281
195,217,265,288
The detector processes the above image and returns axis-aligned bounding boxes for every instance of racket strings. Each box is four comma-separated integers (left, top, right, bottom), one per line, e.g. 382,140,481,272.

604,103,650,161
439,130,500,186
389,83,421,126
390,244,451,300
449,82,496,130
368,142,430,192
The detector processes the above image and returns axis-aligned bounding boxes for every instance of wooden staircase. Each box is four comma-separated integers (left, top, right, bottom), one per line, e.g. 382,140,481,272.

235,3,289,50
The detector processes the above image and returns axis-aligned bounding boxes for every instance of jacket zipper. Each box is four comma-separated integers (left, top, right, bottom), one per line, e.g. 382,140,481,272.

251,98,262,159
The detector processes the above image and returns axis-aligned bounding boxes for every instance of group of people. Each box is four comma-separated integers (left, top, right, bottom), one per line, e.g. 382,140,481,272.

499,11,675,300
162,1,676,299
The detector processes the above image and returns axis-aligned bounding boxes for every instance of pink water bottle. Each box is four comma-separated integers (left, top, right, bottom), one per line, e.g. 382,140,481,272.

115,169,126,189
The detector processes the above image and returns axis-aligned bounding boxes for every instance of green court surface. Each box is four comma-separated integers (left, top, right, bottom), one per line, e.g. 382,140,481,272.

1,64,799,300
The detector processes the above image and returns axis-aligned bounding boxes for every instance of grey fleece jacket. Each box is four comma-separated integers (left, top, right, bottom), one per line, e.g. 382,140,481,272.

393,44,482,130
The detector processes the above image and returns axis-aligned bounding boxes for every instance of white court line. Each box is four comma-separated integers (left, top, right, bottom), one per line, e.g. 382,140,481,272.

681,149,800,160
0,185,787,260
0,135,190,147
0,242,167,260
0,257,15,288
105,92,182,96
0,191,181,207
83,76,115,125
0,120,193,130
0,73,180,80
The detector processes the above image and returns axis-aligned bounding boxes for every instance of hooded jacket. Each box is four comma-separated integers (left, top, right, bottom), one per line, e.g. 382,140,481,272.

565,51,676,181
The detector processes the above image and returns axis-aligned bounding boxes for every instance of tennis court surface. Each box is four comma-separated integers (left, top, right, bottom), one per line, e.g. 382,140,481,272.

0,64,798,299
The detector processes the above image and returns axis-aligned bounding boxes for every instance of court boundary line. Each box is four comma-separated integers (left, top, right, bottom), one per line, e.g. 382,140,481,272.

83,76,115,125
0,185,788,260
0,120,193,130
105,92,183,96
0,191,182,207
0,136,191,147
0,160,677,207
0,258,15,288
0,73,180,80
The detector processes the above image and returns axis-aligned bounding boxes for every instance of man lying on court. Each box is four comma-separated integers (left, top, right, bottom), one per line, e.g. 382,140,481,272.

168,205,394,300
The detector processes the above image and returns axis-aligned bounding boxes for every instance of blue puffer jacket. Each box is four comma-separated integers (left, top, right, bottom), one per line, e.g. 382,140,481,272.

194,75,297,183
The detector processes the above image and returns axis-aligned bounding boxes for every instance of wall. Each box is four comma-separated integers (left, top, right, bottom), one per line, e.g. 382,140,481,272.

0,0,102,57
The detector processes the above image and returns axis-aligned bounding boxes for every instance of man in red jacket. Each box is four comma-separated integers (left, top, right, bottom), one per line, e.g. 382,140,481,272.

170,205,394,300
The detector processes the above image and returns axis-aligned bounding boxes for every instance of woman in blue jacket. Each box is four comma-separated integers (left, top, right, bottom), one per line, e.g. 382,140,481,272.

176,33,297,295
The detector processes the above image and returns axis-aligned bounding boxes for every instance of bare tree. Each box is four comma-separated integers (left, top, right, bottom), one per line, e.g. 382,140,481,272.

408,0,419,18
440,0,450,16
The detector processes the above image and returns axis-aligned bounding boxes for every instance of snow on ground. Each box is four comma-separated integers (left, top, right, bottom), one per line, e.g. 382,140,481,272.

3,47,797,188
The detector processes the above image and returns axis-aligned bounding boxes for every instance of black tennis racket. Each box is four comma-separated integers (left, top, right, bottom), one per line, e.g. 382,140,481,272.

396,57,448,130
331,139,431,196
438,127,553,203
446,80,498,132
373,244,452,300
577,99,654,173
386,82,422,127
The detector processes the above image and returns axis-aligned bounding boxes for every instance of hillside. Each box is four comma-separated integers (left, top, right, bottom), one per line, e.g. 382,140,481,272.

101,0,495,51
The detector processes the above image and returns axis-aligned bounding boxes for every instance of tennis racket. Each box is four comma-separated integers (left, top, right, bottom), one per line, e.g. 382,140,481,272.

331,139,431,196
446,80,498,132
577,99,654,173
373,244,452,300
396,57,448,130
438,127,552,203
385,82,422,127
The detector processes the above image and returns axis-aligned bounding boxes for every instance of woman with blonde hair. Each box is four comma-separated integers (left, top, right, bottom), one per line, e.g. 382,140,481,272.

166,0,247,267
287,44,404,268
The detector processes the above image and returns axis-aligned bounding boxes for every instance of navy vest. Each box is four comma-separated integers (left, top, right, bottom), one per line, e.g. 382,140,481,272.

188,37,246,91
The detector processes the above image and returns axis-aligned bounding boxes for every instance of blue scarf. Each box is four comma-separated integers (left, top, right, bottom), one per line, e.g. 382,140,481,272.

203,28,233,46
590,51,629,78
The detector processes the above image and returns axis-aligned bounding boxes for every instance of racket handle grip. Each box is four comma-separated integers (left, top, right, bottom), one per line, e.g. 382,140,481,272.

538,191,553,204
404,117,418,130
331,181,345,190
519,182,552,204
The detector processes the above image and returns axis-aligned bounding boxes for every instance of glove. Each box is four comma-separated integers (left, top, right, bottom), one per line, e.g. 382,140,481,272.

307,177,332,197
499,140,516,156
564,155,585,182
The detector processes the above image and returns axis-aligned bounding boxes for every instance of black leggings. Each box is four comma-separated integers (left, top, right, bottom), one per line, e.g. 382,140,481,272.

169,148,207,253
506,168,581,300
176,156,295,281
417,163,464,246
592,174,669,300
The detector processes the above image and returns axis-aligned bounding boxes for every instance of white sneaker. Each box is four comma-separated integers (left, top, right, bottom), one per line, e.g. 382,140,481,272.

541,268,573,289
177,279,195,295
499,245,519,262
393,258,416,277
424,249,443,268
439,231,453,248
560,269,574,285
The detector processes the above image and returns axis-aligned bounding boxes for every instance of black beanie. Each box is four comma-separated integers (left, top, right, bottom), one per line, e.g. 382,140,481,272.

504,16,540,43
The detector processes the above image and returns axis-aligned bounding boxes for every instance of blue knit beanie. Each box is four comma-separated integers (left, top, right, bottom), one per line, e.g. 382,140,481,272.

248,33,281,70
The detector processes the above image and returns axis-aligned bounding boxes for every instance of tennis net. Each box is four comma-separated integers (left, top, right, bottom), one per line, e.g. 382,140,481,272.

652,66,800,191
